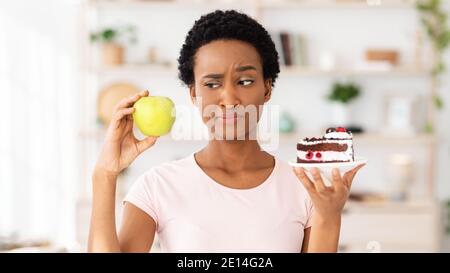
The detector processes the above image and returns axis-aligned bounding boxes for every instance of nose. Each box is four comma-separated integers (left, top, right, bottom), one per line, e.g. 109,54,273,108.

220,82,240,108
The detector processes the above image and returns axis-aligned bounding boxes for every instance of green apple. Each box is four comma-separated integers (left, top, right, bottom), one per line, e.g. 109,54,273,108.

132,96,176,136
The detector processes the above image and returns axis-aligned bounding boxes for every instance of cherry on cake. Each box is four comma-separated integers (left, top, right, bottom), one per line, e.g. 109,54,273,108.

297,127,354,163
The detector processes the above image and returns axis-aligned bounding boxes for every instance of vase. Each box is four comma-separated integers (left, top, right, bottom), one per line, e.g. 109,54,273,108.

102,43,124,66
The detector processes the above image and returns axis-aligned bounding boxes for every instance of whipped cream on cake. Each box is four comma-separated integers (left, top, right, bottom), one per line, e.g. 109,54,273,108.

297,127,354,163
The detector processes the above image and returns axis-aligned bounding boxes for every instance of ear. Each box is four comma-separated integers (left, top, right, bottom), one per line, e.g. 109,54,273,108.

189,84,196,105
263,79,273,103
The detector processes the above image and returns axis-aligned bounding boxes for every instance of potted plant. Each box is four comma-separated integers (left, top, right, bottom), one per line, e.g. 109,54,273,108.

416,0,450,132
327,81,361,127
90,25,137,66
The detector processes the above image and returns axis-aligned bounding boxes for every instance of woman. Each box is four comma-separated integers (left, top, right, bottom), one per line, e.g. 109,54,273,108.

88,10,365,253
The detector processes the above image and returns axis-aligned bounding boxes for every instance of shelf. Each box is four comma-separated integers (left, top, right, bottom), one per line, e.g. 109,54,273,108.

89,0,416,10
353,133,437,145
80,128,437,146
281,66,431,77
89,0,190,9
91,64,431,78
260,0,416,10
280,132,437,145
78,128,207,144
89,0,255,10
92,64,177,76
344,200,438,213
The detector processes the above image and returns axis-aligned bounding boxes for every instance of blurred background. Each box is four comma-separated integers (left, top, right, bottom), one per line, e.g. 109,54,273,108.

1,0,450,252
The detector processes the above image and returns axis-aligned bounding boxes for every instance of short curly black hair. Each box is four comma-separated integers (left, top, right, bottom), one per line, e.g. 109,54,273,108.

178,10,280,87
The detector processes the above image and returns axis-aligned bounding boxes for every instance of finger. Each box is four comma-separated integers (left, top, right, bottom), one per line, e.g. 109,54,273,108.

293,167,316,194
136,136,158,153
115,90,149,111
139,89,149,97
310,167,327,193
115,94,140,111
331,168,346,191
123,117,134,136
111,107,135,129
346,163,366,179
114,107,134,121
343,163,366,188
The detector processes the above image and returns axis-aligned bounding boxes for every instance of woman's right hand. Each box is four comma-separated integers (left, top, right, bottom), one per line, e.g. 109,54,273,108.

94,90,158,178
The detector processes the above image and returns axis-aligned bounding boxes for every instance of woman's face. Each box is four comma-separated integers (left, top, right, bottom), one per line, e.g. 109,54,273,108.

190,39,272,141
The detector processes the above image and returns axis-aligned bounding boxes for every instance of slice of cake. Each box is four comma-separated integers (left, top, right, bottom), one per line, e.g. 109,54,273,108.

297,127,354,163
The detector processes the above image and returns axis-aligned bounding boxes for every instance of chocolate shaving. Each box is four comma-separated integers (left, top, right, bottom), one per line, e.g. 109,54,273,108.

302,137,351,142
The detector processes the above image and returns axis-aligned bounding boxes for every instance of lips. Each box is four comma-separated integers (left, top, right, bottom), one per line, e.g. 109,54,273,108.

216,112,243,123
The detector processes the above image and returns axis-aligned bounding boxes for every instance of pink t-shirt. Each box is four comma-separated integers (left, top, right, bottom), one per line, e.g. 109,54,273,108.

124,154,314,253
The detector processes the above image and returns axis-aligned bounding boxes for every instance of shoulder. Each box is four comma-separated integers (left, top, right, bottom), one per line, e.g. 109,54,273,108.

151,155,194,176
134,154,196,187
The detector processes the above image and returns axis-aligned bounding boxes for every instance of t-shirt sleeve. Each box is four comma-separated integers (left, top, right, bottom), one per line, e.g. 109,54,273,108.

304,194,315,229
123,170,159,227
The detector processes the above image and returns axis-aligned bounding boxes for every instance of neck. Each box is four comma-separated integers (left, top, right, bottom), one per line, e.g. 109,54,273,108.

197,139,271,171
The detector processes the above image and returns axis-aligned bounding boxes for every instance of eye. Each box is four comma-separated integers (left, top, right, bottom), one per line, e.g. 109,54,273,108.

239,79,254,86
204,83,220,89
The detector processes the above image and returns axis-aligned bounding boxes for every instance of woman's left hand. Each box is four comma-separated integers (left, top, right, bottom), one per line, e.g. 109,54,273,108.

293,164,365,219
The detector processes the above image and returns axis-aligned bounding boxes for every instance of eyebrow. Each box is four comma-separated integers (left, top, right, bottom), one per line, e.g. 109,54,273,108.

236,65,257,72
201,65,257,79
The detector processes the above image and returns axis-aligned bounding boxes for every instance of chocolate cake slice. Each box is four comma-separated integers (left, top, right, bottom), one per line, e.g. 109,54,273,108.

297,127,354,163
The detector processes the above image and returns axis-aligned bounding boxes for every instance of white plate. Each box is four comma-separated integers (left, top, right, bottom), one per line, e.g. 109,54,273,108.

289,157,368,186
